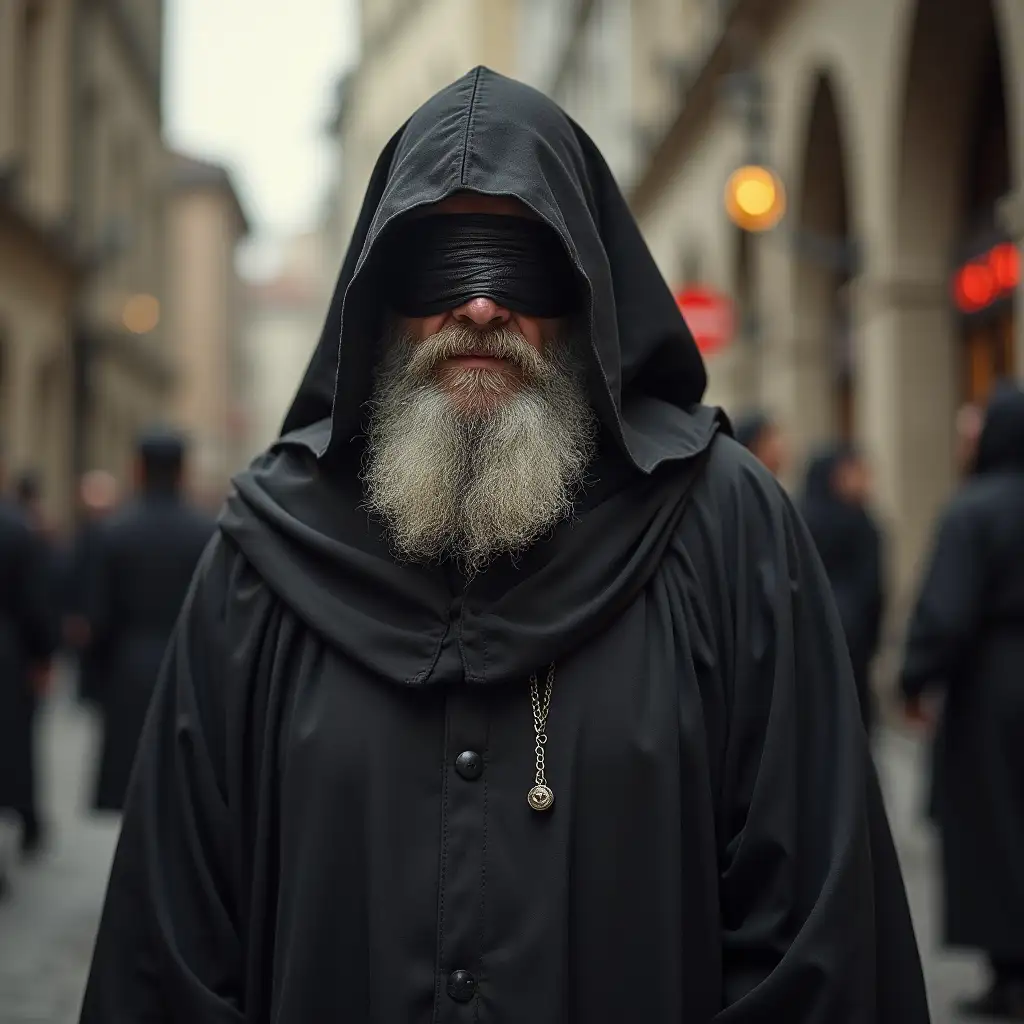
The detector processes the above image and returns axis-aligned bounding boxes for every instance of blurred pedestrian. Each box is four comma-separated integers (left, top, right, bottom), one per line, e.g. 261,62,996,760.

10,468,62,855
732,410,787,477
81,70,927,1023
65,470,119,704
954,400,984,478
0,452,56,877
85,431,214,812
801,445,886,732
900,382,1024,1019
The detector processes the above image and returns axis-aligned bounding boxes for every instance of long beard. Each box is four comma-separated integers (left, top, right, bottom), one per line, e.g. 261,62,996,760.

362,322,597,573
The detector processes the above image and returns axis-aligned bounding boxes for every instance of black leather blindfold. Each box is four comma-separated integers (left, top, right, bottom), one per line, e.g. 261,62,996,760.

383,213,581,319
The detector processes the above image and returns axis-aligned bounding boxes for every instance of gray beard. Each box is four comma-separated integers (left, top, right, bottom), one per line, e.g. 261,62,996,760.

362,321,597,573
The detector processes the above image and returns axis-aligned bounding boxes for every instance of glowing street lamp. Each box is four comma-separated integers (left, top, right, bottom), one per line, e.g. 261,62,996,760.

724,164,787,233
122,293,161,335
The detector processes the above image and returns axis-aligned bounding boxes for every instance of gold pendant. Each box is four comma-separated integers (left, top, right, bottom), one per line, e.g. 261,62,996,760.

528,784,554,812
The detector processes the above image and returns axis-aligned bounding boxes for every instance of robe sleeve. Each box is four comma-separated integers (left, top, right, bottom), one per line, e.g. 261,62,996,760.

80,537,244,1024
899,496,984,699
714,474,928,1022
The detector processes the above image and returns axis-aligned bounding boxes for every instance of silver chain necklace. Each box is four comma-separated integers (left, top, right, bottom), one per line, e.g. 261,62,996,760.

527,663,556,812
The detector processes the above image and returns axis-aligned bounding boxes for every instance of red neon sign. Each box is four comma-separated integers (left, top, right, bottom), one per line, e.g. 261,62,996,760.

954,243,1021,313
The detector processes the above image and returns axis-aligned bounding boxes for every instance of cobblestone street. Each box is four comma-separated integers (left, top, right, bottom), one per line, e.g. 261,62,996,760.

0,684,994,1023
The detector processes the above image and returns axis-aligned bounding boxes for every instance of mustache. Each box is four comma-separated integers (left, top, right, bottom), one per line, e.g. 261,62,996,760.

404,323,548,380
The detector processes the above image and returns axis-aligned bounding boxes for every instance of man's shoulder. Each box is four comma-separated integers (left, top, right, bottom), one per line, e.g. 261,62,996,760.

690,428,788,513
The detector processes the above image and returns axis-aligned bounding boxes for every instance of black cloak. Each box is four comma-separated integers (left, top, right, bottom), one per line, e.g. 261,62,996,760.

800,447,885,731
81,68,928,1023
83,435,215,811
0,500,55,819
901,383,1024,959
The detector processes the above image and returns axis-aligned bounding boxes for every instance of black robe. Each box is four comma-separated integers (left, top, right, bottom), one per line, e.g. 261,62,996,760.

0,501,55,817
67,519,114,705
800,449,885,731
81,67,928,1023
901,383,1024,960
84,490,214,811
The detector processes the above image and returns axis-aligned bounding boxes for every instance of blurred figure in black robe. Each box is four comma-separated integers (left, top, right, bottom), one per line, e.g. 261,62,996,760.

11,468,63,854
86,431,214,812
81,70,928,1023
0,455,55,877
901,382,1024,1019
732,410,788,478
64,471,119,705
801,446,885,732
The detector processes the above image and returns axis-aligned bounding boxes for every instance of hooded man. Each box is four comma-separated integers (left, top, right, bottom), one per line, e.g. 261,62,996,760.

901,382,1024,1019
83,431,215,812
81,69,928,1023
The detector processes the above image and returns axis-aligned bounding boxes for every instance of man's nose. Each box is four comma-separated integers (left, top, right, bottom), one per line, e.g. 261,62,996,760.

452,296,511,327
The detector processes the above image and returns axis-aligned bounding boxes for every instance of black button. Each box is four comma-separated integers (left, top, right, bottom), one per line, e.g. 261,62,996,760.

455,750,483,781
447,969,476,1002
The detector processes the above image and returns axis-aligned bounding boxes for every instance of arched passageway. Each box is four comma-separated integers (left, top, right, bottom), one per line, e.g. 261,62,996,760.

896,0,1014,422
793,72,855,446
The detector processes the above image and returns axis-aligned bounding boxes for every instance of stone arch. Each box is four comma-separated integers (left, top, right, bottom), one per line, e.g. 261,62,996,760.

876,0,1016,594
894,0,1014,409
792,70,856,449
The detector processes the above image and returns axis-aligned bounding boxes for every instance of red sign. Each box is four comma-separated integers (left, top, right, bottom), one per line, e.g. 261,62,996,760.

953,243,1020,314
675,285,735,356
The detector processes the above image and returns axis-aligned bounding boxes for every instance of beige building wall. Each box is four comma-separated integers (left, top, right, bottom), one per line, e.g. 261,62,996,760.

75,0,172,488
167,156,249,503
517,0,709,194
239,233,327,461
624,0,1024,639
0,0,77,526
328,0,521,284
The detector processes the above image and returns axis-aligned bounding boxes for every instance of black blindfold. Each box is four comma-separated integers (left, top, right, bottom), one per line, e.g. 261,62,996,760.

383,213,581,319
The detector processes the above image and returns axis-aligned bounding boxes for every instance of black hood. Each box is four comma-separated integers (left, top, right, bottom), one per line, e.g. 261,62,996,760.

974,381,1024,475
221,68,723,686
282,65,710,472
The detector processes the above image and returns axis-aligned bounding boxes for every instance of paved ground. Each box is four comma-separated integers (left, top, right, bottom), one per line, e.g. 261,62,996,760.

0,684,995,1022
0,676,119,1024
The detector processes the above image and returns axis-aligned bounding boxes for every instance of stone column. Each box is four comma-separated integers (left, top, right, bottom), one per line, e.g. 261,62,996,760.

5,323,38,471
852,274,958,609
756,228,834,493
997,186,1024,380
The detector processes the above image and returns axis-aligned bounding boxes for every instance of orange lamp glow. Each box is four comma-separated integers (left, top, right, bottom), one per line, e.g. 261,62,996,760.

122,294,160,335
724,165,787,232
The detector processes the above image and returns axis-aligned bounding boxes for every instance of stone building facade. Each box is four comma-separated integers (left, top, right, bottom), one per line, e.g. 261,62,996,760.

73,0,173,489
166,154,249,507
239,232,326,463
325,0,520,283
0,0,78,523
532,0,1024,622
0,0,172,524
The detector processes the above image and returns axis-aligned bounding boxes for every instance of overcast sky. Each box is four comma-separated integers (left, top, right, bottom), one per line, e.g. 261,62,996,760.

165,0,358,275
